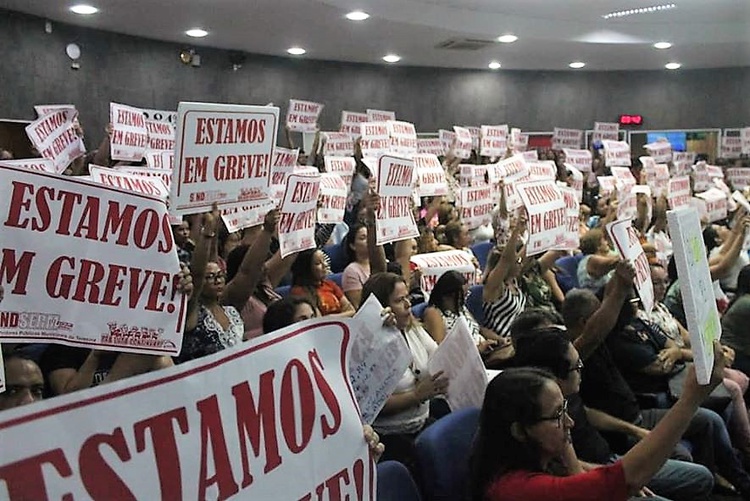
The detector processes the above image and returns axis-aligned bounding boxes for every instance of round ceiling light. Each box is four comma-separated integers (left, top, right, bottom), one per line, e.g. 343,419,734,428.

382,54,401,63
346,11,370,21
69,4,98,15
287,47,307,55
665,62,681,70
569,61,586,69
488,61,501,70
653,41,672,49
497,34,518,43
185,28,208,38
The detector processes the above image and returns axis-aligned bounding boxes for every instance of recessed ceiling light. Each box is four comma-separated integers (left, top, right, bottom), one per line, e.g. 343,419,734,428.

603,3,676,19
346,11,370,21
653,41,672,49
665,62,681,70
287,47,306,55
69,4,98,15
185,28,208,38
488,61,502,70
497,35,518,44
382,54,401,63
569,61,586,69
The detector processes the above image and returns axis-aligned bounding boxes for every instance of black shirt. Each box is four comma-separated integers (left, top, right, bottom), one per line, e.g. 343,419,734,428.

606,318,673,394
580,344,641,424
568,393,613,464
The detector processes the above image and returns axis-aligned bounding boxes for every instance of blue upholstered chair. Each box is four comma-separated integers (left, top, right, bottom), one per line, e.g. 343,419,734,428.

323,243,349,274
554,254,584,293
465,284,485,325
376,461,422,501
470,241,493,271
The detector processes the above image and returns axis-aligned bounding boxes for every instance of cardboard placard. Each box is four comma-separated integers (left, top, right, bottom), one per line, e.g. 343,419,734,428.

517,180,566,256
110,102,149,162
317,173,348,223
602,140,631,167
387,121,418,157
360,122,391,158
452,127,473,159
552,128,583,149
458,183,494,230
286,99,324,133
89,165,170,201
562,148,592,173
278,173,320,258
375,155,419,245
413,154,449,197
480,125,509,157
0,158,55,173
668,176,692,210
321,132,354,157
417,138,445,156
339,111,368,138
25,108,85,173
606,219,654,314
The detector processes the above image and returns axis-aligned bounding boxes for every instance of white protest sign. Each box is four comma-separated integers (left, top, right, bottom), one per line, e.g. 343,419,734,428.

0,159,55,173
339,111,368,138
606,219,654,314
286,99,324,133
387,121,418,157
89,165,169,201
25,108,85,173
278,173,320,258
528,161,557,181
321,132,354,157
722,137,742,159
34,104,87,152
668,176,692,210
458,183,494,230
593,122,620,142
413,154,448,197
116,166,172,190
602,140,632,167
693,161,711,193
727,168,750,190
562,148,592,173
220,199,276,233
427,317,487,411
459,164,487,187
641,157,669,198
144,150,174,170
713,178,735,212
324,156,356,189
142,108,177,125
517,180,566,256
706,165,724,180
410,251,476,299
742,127,750,155
695,188,728,223
673,151,696,165
733,191,750,213
552,128,583,149
667,207,722,384
439,129,456,155
351,295,412,424
0,319,375,500
488,154,528,185
521,150,538,161
566,164,584,201
367,109,396,122
375,155,419,245
417,138,445,156
268,146,301,204
611,167,637,219
479,125,508,157
452,127,473,159
318,173,348,223
109,103,149,162
170,102,278,216
511,128,529,153
360,122,391,158
597,176,616,197
461,126,479,151
555,186,580,250
145,119,175,152
645,141,673,163
0,347,4,394
0,165,185,355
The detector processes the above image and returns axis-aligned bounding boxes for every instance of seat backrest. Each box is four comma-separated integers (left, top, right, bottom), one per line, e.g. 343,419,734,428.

274,285,292,298
470,241,493,270
554,254,583,293
465,284,485,325
377,461,422,501
414,407,480,501
323,243,349,274
328,272,344,288
411,301,429,320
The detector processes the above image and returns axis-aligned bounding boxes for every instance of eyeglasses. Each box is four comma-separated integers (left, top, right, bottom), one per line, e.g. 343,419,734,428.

534,399,569,428
205,272,226,283
568,359,584,373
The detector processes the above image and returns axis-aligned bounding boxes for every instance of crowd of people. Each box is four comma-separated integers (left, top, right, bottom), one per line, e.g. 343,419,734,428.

2,115,750,501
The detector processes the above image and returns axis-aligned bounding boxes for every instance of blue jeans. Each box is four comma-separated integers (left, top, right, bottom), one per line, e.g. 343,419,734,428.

611,454,713,501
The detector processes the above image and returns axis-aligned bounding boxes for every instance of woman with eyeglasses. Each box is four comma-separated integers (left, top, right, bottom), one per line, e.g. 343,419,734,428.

469,342,726,501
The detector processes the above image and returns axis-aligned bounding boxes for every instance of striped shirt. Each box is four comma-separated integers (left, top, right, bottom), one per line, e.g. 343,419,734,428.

482,283,526,338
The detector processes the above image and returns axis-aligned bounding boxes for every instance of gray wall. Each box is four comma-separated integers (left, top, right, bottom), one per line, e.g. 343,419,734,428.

1,8,748,147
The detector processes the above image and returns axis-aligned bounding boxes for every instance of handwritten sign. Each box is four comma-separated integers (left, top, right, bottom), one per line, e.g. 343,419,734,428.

25,108,85,173
366,109,396,122
375,155,419,245
552,128,583,149
602,140,631,167
318,173,348,223
286,99,323,133
452,127,473,159
562,148,592,173
606,219,654,314
480,125,509,157
339,111,368,138
668,176,692,210
278,173,320,258
517,180,566,255
170,102,278,216
593,122,620,142
0,165,185,354
410,251,476,299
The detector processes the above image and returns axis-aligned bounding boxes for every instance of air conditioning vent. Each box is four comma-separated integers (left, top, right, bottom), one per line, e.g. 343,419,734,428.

435,38,495,51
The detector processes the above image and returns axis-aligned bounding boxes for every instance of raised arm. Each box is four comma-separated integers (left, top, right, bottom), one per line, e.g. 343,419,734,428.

364,191,387,274
483,215,526,303
185,209,218,331
710,216,749,281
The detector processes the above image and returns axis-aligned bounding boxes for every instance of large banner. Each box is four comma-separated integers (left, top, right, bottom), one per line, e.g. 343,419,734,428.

517,180,566,256
286,99,324,133
606,219,654,314
25,108,85,173
480,125,508,157
278,173,320,258
552,128,583,149
110,103,149,162
170,102,279,216
667,207,721,384
409,251,476,299
0,320,375,500
375,155,418,245
413,154,448,197
0,165,185,355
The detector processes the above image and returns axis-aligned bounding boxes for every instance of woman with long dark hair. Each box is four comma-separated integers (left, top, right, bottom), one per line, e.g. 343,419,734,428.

722,265,750,375
290,248,355,318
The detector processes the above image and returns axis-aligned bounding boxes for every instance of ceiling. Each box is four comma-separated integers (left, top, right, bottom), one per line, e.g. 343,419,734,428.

2,0,749,70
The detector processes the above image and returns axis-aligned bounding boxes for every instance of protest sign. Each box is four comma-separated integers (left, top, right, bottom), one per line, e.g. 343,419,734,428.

0,165,184,354
464,126,481,151
142,108,177,125
644,141,672,163
517,180,566,255
555,186,580,250
321,132,354,157
89,165,169,201
350,295,412,424
25,108,85,173
34,104,87,153
360,122,391,158
116,166,172,190
593,122,619,142
742,127,750,155
706,165,724,180
324,156,356,189
417,138,445,156
220,199,276,233
597,176,616,197
428,317,487,411
606,219,654,314
528,161,557,181
722,137,742,159
439,129,456,155
278,173,320,258
727,168,750,190
413,154,448,197
562,148,592,172
109,103,149,162
367,109,396,122
641,157,669,198
552,128,583,149
612,166,637,219
410,251,476,299
0,347,4,393
375,155,419,245
170,102,278,216
144,150,174,170
339,111,368,138
668,176,692,210
602,140,632,167
458,183,494,230
480,125,508,157
521,150,538,161
459,164,487,187
268,146,301,204
0,319,375,500
566,165,584,201
673,151,696,165
713,178,735,212
0,159,55,173
487,154,528,185
693,161,711,193
667,207,722,384
387,121,418,157
318,173,348,223
695,188,728,223
286,99,323,133
511,128,529,153
145,119,175,151
452,127,473,159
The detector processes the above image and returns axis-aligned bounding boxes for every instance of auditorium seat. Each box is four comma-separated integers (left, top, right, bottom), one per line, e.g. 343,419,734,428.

471,241,493,270
465,284,485,325
328,272,343,288
323,243,348,274
274,284,292,298
411,301,428,320
376,461,422,501
554,254,584,293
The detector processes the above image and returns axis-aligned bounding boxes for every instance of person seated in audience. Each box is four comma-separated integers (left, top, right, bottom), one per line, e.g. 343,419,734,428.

469,348,725,501
172,219,194,264
262,296,318,334
216,226,242,270
705,214,750,292
577,228,619,292
290,248,356,317
520,250,566,312
508,307,565,347
512,329,715,500
0,351,45,411
644,195,673,266
364,272,448,470
722,265,750,376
